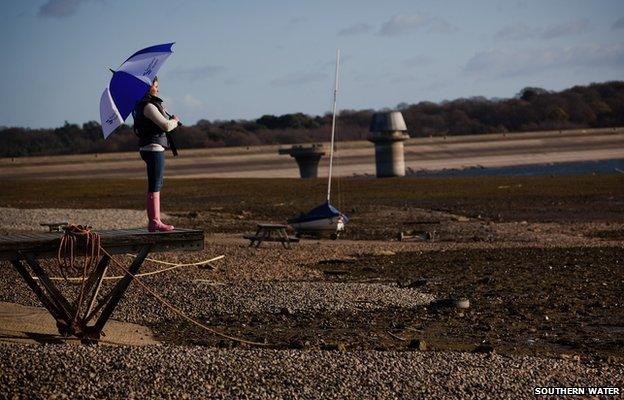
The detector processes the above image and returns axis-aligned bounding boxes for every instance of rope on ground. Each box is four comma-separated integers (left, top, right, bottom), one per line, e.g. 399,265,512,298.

34,255,225,282
128,254,222,268
98,247,270,348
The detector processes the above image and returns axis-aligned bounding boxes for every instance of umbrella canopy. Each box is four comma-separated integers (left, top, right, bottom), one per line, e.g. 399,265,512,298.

99,43,175,138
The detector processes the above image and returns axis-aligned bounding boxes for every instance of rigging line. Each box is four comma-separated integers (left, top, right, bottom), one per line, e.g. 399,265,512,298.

332,56,343,211
33,255,225,282
336,118,343,211
326,48,340,203
99,247,270,347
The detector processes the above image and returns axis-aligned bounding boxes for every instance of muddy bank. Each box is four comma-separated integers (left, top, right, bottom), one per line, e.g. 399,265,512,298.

155,245,624,360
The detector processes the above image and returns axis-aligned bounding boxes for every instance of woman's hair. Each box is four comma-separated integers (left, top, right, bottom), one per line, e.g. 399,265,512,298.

152,76,158,84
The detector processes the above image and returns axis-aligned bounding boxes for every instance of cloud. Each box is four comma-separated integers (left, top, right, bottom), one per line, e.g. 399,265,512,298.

379,14,456,36
389,74,417,84
496,19,590,41
403,55,434,67
427,17,457,34
338,23,373,36
379,14,427,35
496,23,534,40
539,18,590,39
270,72,327,87
182,94,204,109
170,65,226,82
38,0,85,18
289,16,308,24
464,43,624,77
613,17,624,30
419,80,448,92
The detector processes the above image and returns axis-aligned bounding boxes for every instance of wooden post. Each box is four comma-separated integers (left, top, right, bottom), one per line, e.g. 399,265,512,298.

21,252,75,323
89,244,151,337
10,259,67,324
83,254,111,322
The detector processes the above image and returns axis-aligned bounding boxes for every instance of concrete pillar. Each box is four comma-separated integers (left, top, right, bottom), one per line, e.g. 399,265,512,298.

278,144,325,178
368,111,410,177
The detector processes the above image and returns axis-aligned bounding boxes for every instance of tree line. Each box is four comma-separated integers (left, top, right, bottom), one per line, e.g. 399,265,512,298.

1,81,623,157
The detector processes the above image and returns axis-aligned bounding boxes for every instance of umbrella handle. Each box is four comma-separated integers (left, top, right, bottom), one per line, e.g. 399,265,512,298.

166,133,179,157
164,111,183,127
163,110,180,157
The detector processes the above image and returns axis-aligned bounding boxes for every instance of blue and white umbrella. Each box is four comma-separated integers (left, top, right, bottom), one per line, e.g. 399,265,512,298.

99,43,175,138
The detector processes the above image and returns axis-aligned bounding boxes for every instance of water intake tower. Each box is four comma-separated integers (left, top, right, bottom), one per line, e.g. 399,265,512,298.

278,144,326,178
368,111,410,177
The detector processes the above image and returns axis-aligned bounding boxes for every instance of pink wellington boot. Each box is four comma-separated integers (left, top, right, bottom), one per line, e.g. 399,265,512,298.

147,192,174,232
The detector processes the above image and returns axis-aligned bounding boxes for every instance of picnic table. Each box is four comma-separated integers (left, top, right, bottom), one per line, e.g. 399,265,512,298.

243,223,299,249
0,228,204,343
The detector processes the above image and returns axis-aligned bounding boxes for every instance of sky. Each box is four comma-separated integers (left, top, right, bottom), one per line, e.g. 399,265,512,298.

1,0,623,129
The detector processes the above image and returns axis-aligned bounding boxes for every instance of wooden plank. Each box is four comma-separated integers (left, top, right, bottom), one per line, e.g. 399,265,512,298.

0,228,204,261
6,234,47,241
0,228,201,242
103,229,135,235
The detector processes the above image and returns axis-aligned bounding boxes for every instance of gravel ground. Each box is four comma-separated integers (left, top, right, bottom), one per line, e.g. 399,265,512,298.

1,343,622,400
0,207,151,231
189,281,435,314
0,230,618,327
1,208,622,398
1,231,609,326
0,246,434,326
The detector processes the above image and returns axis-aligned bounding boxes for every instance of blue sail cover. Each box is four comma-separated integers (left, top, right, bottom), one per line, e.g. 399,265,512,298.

288,201,349,224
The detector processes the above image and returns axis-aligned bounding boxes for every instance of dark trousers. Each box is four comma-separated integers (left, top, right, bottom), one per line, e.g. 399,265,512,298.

140,150,165,192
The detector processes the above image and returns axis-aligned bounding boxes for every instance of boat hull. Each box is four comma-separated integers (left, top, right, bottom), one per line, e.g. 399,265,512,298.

288,215,345,233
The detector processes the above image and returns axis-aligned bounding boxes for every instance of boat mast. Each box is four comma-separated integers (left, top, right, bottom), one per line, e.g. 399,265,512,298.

326,49,340,203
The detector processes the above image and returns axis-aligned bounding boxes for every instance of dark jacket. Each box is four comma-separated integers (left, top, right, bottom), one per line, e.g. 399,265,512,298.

133,94,169,149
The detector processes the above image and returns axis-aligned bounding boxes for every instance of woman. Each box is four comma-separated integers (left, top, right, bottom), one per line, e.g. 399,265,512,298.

133,76,179,232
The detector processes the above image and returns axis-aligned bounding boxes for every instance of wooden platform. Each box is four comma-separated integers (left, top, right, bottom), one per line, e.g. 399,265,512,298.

0,228,204,343
0,228,204,261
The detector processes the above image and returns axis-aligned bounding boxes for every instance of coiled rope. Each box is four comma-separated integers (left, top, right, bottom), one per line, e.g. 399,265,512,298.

56,224,101,326
57,224,101,276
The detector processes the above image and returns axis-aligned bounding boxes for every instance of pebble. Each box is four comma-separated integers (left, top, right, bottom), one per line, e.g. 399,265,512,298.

408,339,427,351
1,210,622,398
1,344,621,399
0,207,150,231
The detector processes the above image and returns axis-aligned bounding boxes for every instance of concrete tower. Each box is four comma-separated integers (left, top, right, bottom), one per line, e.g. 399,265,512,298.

278,144,326,178
368,111,410,177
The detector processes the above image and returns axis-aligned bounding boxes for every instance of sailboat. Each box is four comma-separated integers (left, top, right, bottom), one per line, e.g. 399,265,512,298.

287,50,349,240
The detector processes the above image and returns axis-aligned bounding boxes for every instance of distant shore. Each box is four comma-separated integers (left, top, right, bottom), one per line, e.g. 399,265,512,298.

408,157,624,177
1,127,623,179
